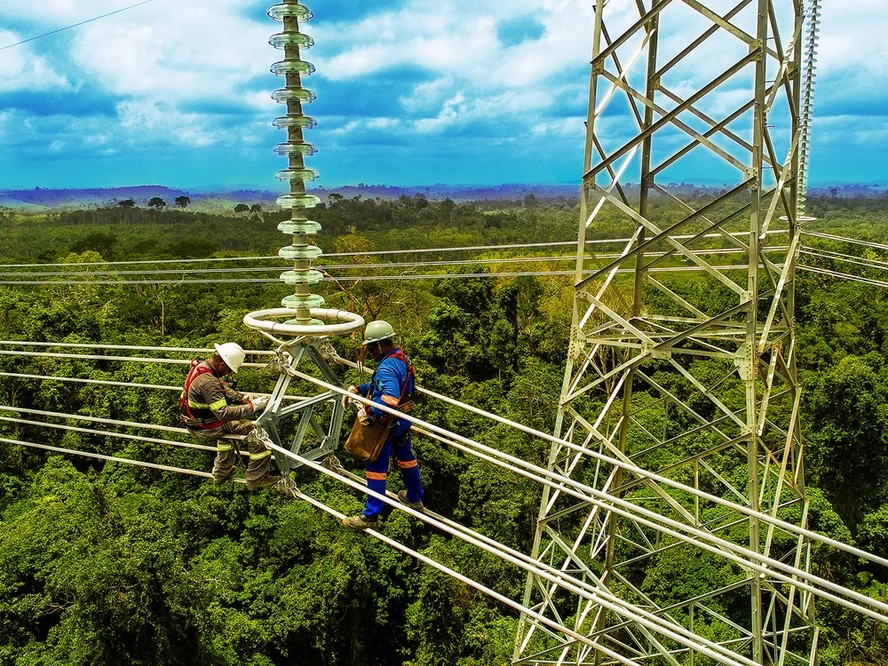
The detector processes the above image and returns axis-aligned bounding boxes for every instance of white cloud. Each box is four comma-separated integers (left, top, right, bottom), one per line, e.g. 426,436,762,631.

117,99,216,146
315,0,592,89
0,30,70,91
818,1,888,76
69,4,271,102
0,0,885,186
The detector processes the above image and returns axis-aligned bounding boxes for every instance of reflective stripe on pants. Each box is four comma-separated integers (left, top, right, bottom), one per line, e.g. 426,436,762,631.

362,432,423,518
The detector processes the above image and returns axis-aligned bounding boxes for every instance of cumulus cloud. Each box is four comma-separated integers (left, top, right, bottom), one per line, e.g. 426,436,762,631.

69,3,271,102
0,30,71,92
0,0,883,187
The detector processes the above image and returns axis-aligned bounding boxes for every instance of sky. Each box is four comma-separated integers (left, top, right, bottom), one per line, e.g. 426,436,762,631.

0,0,884,191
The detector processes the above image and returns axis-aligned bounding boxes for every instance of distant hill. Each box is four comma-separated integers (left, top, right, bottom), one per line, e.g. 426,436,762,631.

0,183,582,212
1,180,883,212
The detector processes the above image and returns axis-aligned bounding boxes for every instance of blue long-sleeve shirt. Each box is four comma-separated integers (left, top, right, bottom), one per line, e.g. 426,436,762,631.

358,348,413,439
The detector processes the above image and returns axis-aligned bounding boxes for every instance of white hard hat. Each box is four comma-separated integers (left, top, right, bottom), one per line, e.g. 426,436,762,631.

214,342,246,373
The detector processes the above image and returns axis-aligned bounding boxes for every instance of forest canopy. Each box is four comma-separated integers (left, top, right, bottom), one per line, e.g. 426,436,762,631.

0,193,887,665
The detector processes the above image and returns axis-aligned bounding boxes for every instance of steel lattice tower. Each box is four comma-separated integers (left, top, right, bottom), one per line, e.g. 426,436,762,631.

515,0,815,664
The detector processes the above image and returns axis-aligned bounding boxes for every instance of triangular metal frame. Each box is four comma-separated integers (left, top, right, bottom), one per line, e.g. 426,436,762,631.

253,339,348,475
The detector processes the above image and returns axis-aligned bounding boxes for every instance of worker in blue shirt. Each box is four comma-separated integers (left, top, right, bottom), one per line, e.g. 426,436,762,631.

343,320,425,529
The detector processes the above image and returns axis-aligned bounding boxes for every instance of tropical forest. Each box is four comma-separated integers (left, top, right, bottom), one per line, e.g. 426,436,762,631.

0,191,887,665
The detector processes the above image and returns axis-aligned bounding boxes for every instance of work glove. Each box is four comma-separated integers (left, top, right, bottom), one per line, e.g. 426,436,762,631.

341,384,359,409
356,407,372,426
251,395,270,412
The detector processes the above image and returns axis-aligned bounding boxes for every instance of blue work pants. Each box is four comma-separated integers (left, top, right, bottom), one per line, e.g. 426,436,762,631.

363,432,423,518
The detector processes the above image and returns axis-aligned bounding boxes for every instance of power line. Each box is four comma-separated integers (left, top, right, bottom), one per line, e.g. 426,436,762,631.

0,340,273,356
801,230,888,253
797,265,888,289
0,404,216,439
0,230,790,271
0,1,154,51
0,263,776,286
799,247,888,272
0,435,217,479
0,246,795,281
0,414,217,453
4,352,888,629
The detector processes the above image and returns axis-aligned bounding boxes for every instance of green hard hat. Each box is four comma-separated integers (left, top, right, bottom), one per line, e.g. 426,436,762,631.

363,320,395,345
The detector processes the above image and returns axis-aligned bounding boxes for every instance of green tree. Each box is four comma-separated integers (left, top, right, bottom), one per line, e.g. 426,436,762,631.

174,196,191,209
806,354,888,527
147,197,166,210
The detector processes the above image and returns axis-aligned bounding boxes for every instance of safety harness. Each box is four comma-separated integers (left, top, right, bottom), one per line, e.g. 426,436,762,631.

179,359,224,429
366,349,415,414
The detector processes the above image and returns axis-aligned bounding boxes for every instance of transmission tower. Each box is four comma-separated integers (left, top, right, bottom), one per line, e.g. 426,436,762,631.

516,0,816,664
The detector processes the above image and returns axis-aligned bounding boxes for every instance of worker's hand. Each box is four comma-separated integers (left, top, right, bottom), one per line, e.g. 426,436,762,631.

251,395,269,412
341,384,359,409
356,408,372,426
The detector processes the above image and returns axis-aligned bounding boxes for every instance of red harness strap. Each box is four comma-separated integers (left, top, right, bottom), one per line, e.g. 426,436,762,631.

179,360,223,429
389,349,415,410
368,349,416,412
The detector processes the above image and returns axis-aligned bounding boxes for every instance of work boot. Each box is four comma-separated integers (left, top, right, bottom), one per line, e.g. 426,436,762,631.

246,474,283,491
342,513,378,530
398,489,425,512
213,466,238,483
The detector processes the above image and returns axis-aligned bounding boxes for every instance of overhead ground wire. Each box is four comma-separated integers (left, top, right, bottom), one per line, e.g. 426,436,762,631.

0,0,154,51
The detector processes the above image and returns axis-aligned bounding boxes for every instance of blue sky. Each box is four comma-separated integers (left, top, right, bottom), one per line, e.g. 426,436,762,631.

0,0,882,190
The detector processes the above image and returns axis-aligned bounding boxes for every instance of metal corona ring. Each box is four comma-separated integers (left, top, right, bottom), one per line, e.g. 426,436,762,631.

244,1,363,337
244,308,364,336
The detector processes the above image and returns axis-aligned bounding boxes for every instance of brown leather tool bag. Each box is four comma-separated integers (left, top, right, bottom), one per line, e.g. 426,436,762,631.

344,416,394,463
